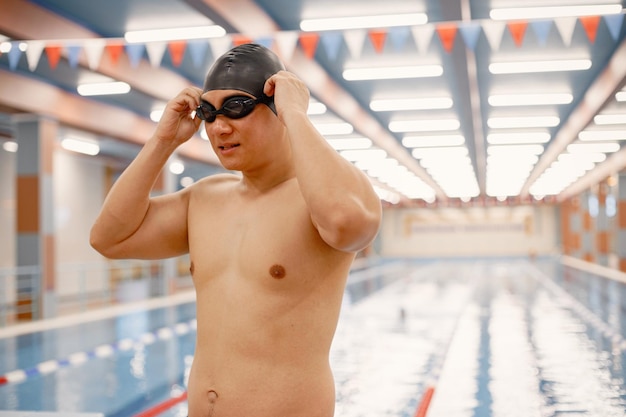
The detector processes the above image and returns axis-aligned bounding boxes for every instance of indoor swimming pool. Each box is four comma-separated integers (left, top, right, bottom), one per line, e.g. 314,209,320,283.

0,258,624,417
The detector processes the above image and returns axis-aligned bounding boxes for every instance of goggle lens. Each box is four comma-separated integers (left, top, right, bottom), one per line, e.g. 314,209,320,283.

196,96,264,123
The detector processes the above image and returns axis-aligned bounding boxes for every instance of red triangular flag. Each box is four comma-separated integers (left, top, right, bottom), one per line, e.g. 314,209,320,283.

507,21,528,47
168,41,186,67
44,45,62,69
299,33,320,59
232,36,253,47
436,24,457,53
105,43,124,65
580,15,601,43
368,29,387,53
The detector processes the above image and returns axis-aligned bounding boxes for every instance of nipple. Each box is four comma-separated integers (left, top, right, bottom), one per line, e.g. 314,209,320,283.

269,264,286,279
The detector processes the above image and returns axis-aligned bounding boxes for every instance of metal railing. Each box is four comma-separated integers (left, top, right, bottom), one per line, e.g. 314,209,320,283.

0,256,194,327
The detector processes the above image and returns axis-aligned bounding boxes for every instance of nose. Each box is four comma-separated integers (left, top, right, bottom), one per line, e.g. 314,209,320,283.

206,115,233,137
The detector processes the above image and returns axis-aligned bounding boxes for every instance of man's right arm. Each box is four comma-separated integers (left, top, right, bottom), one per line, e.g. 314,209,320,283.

90,87,203,260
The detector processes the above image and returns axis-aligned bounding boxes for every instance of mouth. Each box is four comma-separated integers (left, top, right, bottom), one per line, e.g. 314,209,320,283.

218,144,240,150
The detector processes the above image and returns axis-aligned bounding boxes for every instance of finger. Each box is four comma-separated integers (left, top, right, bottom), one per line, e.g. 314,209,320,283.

263,75,277,97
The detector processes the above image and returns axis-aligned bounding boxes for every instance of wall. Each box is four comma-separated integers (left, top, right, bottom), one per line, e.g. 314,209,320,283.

380,204,558,258
0,147,15,269
53,150,109,297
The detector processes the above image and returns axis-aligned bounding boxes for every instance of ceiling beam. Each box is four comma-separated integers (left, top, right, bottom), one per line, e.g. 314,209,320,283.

460,0,487,196
198,0,448,201
0,0,192,103
0,69,219,166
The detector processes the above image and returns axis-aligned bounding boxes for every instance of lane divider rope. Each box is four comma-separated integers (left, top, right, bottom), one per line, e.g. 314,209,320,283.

0,319,197,386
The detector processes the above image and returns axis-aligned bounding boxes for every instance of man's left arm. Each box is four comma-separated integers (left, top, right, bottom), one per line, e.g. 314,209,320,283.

266,71,382,253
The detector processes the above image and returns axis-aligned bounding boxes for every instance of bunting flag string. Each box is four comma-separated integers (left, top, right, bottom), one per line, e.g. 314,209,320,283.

0,14,622,72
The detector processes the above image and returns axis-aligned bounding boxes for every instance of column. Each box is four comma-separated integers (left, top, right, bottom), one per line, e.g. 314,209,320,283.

14,115,57,320
595,180,609,267
581,189,594,263
562,196,582,259
617,172,626,272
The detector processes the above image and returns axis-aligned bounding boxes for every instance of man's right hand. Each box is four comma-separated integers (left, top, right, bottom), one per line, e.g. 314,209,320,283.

154,86,204,147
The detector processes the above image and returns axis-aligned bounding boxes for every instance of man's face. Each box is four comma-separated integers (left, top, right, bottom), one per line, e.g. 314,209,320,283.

200,89,281,171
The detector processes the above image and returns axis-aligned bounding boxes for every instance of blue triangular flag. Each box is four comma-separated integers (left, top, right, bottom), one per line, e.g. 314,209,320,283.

604,14,624,41
254,36,274,50
187,40,209,68
388,26,410,50
459,23,481,51
321,32,342,61
66,45,82,68
8,43,22,70
125,43,145,68
530,20,552,46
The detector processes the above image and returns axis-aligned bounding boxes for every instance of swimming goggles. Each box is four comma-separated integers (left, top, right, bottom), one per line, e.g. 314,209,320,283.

195,95,268,123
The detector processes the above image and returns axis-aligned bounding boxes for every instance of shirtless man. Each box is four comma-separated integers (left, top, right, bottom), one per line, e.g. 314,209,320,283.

90,44,381,417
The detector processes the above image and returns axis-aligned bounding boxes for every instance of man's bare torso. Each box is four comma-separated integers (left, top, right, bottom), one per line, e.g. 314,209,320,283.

186,175,354,417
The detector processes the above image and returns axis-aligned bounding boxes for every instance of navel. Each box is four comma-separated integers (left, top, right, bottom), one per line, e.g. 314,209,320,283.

269,264,286,279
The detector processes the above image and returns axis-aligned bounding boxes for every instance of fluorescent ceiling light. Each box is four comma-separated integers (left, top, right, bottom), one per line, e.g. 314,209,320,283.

412,146,468,160
567,142,620,153
343,65,443,81
61,137,100,156
300,13,427,32
487,144,544,155
616,91,626,102
77,81,131,96
308,101,327,115
593,114,626,125
313,122,354,135
2,141,18,153
124,25,226,43
489,59,591,74
340,148,387,162
169,160,185,175
389,118,460,133
488,93,573,107
327,137,373,150
402,134,465,147
487,132,550,144
488,116,560,129
490,5,621,20
150,109,164,122
370,97,453,111
578,130,626,141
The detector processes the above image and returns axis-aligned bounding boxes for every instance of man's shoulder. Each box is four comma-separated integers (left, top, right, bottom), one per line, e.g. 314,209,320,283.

192,173,241,190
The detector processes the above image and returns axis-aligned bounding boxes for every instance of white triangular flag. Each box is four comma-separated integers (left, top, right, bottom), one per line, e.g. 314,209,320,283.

208,37,232,62
554,16,576,46
343,29,366,58
411,25,435,54
482,21,506,51
274,31,298,63
83,39,106,70
25,41,45,71
145,42,167,67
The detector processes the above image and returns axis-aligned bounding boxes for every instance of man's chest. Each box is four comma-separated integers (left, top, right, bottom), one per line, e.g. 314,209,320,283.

187,194,323,284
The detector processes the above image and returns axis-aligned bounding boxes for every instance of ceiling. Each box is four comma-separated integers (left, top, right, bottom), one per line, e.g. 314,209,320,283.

1,0,625,206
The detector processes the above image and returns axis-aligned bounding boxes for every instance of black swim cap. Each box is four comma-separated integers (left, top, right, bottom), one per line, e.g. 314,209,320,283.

203,44,285,112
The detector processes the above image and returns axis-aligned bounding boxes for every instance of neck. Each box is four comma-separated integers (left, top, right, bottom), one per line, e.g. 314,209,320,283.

240,160,296,194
